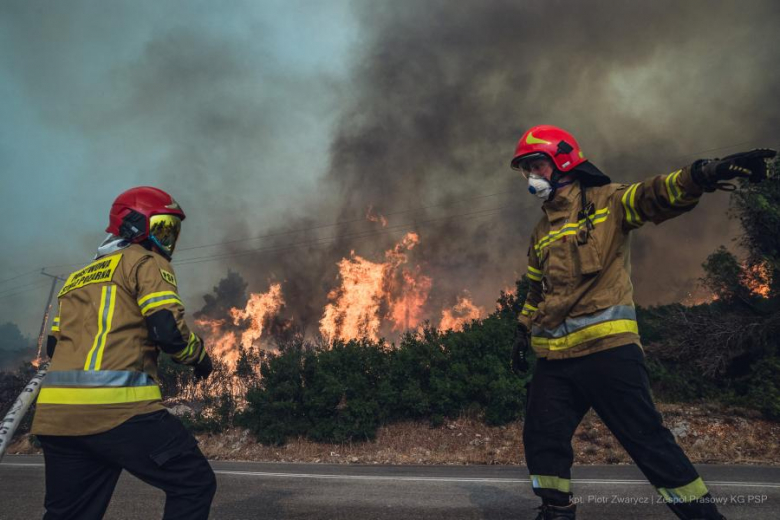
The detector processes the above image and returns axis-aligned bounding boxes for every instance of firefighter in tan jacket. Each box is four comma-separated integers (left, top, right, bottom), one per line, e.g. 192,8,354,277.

32,187,216,520
510,125,776,520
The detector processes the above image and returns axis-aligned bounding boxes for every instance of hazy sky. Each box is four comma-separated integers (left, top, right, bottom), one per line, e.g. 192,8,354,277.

2,0,779,341
0,0,357,337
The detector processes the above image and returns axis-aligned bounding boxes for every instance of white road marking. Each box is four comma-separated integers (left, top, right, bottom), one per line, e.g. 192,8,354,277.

4,463,780,488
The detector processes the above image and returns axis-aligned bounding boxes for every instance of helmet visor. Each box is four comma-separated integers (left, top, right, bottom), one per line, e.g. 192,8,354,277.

149,214,182,257
513,153,553,179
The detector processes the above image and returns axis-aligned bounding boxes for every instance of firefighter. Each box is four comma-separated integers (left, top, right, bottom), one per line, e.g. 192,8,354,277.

31,187,216,520
509,125,776,520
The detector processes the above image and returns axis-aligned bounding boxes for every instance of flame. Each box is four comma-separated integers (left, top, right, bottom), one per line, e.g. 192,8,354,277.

230,283,284,350
388,268,432,331
742,262,772,298
682,288,718,307
439,294,484,332
320,232,428,341
194,316,240,367
195,283,284,368
320,251,388,342
366,205,388,227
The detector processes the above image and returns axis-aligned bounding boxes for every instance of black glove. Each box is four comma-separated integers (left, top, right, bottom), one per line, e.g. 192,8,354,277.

691,148,776,192
512,323,530,375
193,351,213,382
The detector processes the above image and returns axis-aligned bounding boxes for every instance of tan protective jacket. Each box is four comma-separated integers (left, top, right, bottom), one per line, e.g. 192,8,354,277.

32,244,204,436
518,166,703,359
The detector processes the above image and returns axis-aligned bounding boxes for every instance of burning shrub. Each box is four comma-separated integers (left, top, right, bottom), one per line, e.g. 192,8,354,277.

239,283,529,445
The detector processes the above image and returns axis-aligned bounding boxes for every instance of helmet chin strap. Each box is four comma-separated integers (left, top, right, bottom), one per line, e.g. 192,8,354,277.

545,169,575,200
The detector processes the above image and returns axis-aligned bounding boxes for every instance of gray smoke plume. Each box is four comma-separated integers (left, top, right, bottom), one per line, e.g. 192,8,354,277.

212,0,780,335
2,1,779,339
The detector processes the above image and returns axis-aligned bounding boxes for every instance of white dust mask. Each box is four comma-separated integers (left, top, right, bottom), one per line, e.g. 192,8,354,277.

528,174,553,200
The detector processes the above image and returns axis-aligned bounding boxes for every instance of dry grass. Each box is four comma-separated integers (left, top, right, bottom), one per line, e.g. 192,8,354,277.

8,403,780,466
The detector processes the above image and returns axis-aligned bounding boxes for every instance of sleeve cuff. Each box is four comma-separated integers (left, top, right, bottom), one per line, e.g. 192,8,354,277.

678,165,704,198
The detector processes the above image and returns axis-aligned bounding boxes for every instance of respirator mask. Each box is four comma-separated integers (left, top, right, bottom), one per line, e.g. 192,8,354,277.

527,174,553,200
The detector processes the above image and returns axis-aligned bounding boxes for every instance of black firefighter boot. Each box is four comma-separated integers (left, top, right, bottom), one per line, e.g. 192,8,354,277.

533,501,577,520
666,494,726,519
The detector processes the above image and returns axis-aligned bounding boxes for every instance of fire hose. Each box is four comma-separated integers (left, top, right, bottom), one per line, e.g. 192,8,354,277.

0,362,49,462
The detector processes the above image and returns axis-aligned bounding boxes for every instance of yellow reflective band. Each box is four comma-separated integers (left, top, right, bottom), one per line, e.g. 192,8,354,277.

51,316,61,332
534,209,610,253
138,291,183,315
531,319,639,351
138,290,180,306
84,285,116,371
521,302,538,317
94,287,116,370
530,475,571,493
51,326,60,332
527,266,543,282
37,385,162,405
665,170,699,207
174,332,199,361
657,477,708,503
621,183,643,228
665,170,681,204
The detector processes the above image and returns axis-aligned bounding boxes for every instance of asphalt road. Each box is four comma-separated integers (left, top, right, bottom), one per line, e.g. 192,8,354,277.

1,456,779,519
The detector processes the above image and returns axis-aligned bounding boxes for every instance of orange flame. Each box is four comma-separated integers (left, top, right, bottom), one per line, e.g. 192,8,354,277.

388,268,432,331
439,294,484,332
195,283,284,368
366,205,388,227
742,262,772,298
681,288,718,307
230,283,285,350
320,232,428,341
320,252,388,342
194,316,240,367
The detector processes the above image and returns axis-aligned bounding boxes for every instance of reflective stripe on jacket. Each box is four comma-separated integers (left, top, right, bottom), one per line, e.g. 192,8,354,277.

32,244,204,436
518,165,703,359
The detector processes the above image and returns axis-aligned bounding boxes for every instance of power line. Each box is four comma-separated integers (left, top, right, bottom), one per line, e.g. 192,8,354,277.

0,280,50,302
175,191,508,253
0,278,54,298
174,204,516,267
27,190,511,276
14,136,777,278
0,269,39,286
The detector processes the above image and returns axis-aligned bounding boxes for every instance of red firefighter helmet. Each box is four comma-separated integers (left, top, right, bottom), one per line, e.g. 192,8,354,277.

106,187,186,257
510,125,586,174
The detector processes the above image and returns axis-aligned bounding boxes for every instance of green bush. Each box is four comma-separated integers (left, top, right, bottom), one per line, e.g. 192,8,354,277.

742,357,780,421
239,285,530,445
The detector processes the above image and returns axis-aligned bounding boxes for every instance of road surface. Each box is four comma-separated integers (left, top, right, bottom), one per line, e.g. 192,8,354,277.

2,456,778,519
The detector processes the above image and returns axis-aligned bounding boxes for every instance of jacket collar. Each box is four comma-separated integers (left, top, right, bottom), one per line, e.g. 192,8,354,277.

542,181,581,221
95,234,131,260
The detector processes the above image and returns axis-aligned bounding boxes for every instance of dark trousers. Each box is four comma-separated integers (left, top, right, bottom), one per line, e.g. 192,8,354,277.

38,410,216,520
523,344,702,503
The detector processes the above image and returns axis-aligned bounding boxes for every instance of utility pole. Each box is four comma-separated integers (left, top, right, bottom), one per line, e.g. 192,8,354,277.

35,270,64,364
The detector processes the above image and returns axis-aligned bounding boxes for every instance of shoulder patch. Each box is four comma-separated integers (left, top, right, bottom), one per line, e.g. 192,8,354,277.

59,254,123,297
160,269,177,287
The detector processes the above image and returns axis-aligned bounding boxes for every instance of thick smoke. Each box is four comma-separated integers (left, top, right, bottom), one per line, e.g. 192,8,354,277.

3,1,779,339
214,0,780,334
